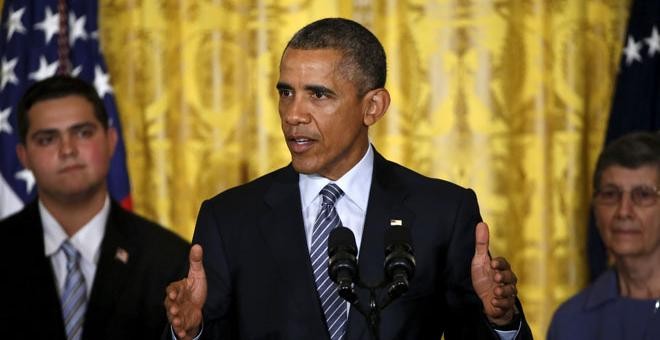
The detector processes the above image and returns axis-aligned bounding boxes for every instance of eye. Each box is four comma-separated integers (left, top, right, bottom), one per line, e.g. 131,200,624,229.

77,126,96,139
32,132,58,146
35,135,55,146
597,188,620,202
311,89,328,99
632,187,658,205
278,88,293,97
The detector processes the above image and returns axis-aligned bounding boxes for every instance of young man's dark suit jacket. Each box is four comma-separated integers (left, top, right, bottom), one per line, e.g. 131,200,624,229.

193,149,533,339
0,200,189,339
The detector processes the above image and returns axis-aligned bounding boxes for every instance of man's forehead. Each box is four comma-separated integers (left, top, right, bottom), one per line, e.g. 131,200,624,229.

27,97,100,131
280,48,344,67
278,48,356,89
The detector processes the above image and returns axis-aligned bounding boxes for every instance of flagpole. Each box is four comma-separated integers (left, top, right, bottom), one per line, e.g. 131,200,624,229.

57,0,70,74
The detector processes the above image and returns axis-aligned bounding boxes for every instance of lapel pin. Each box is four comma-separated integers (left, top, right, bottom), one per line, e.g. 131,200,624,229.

390,219,403,226
115,247,129,264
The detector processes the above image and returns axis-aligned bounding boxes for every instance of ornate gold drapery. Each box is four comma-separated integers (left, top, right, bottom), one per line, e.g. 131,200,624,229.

100,1,632,338
1,0,631,337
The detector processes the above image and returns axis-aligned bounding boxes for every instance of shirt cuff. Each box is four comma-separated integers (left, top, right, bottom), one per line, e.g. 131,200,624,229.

170,323,203,340
493,321,521,340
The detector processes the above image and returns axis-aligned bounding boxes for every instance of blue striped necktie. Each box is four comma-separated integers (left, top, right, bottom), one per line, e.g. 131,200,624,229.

60,240,87,340
310,183,347,340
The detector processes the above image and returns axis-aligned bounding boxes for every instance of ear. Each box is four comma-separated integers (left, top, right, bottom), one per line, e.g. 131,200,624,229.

362,88,390,127
16,143,29,169
107,126,118,157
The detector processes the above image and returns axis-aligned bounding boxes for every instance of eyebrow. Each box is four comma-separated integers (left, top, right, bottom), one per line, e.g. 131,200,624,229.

275,82,337,96
30,122,98,138
276,82,292,91
599,183,657,190
304,85,336,97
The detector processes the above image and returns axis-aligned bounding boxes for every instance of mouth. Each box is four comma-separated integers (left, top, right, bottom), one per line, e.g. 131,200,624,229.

286,136,316,153
291,137,312,144
59,164,85,173
611,228,642,237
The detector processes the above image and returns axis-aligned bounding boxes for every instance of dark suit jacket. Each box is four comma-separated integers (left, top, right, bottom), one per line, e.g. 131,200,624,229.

193,150,532,339
0,200,189,339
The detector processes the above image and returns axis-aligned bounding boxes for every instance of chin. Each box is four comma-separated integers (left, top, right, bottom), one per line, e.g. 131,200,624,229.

291,164,316,175
611,246,644,258
290,158,317,174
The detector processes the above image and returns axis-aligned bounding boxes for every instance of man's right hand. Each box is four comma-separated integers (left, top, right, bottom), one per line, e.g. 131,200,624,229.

165,244,208,340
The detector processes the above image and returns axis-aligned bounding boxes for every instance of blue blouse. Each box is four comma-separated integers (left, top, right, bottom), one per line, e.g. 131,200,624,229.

548,269,660,340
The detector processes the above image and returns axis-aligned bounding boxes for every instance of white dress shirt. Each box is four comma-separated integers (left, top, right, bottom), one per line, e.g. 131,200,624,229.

299,145,374,253
41,196,110,296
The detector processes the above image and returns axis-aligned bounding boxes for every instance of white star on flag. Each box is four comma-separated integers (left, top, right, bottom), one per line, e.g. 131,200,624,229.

69,13,88,45
28,56,59,81
1,57,19,90
94,65,113,98
72,65,83,77
624,35,643,65
34,7,60,44
0,107,12,134
15,169,35,194
5,7,26,41
645,26,660,57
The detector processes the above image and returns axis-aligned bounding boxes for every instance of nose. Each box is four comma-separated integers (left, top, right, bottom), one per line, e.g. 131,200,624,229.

280,97,310,126
58,135,78,158
615,192,635,218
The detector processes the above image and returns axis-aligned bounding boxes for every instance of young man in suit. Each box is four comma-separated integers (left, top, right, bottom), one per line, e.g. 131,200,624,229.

166,18,532,339
0,75,189,339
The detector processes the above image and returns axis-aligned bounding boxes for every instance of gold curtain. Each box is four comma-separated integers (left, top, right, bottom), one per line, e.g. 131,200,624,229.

69,0,628,338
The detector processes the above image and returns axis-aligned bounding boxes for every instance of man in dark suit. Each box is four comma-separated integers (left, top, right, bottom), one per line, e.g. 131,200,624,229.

166,18,532,339
0,75,189,339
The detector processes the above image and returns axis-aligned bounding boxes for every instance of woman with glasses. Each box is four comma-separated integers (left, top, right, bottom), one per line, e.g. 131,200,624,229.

548,132,660,340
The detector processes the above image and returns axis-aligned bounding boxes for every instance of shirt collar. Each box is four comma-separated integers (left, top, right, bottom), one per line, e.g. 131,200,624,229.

41,196,110,265
300,144,374,211
584,268,619,310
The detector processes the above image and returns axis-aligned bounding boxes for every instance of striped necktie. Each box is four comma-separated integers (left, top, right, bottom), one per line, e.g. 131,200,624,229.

60,240,87,340
310,183,347,340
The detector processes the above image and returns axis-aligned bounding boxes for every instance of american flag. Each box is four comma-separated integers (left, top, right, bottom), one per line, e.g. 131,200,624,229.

588,0,660,280
0,0,131,219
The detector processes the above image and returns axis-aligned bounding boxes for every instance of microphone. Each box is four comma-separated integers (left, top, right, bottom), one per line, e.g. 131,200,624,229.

384,224,415,300
328,226,359,304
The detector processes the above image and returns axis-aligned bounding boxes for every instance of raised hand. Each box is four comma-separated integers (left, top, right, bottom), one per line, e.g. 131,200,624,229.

470,222,518,325
165,244,208,339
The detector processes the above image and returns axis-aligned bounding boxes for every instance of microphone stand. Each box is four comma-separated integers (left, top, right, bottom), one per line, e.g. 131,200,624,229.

367,285,381,340
330,225,414,340
344,279,402,340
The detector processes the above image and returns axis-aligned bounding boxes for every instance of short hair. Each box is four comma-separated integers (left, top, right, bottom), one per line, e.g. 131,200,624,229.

285,17,387,96
17,75,109,143
593,131,660,190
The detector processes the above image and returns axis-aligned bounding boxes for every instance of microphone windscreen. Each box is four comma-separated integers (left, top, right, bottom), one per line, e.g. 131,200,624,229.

329,227,357,254
384,225,411,249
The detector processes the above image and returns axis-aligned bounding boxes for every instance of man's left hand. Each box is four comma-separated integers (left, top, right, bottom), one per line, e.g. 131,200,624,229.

471,222,518,326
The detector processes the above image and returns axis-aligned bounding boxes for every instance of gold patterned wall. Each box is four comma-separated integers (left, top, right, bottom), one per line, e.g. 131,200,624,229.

0,0,624,338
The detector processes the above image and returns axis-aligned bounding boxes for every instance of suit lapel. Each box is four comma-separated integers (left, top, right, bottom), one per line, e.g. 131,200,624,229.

21,201,68,339
346,151,415,340
259,166,326,324
83,202,133,338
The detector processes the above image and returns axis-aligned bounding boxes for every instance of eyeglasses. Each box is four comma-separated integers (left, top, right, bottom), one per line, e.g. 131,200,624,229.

594,186,660,207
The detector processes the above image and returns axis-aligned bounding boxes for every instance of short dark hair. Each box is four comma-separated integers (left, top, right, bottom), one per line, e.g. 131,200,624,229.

285,17,387,96
17,75,109,143
593,131,660,190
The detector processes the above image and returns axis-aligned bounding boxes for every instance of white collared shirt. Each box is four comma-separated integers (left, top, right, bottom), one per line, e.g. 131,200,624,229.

299,144,374,253
41,196,110,296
